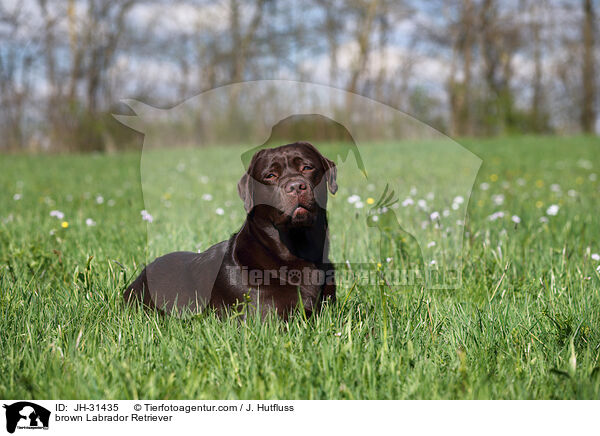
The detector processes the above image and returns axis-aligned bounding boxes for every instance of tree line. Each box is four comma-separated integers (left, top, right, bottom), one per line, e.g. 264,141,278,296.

0,0,597,152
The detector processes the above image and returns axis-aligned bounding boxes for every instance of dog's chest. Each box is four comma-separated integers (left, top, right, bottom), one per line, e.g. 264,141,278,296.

251,279,322,317
220,262,324,316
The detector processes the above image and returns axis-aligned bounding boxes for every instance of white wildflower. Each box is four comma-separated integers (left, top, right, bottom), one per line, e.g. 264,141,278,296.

202,193,213,201
347,194,360,204
141,210,153,223
85,218,96,227
511,215,521,224
546,204,559,216
402,198,414,207
215,208,225,215
487,211,505,221
49,210,65,220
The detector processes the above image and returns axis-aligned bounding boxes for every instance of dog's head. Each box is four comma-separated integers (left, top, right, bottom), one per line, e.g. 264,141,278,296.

238,142,337,228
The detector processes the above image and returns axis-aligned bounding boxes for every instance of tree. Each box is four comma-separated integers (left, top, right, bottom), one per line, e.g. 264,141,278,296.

446,0,475,136
581,0,597,133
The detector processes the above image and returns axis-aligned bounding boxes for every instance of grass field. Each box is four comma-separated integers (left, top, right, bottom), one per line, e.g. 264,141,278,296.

1,135,600,399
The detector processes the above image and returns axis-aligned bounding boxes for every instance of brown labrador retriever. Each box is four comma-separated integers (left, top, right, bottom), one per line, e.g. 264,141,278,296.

124,142,337,318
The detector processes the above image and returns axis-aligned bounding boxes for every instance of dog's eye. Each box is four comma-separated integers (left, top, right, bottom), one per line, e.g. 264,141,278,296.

264,173,277,179
302,165,314,171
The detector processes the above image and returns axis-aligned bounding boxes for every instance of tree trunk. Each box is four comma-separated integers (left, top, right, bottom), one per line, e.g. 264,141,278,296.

347,0,379,96
581,0,597,133
530,1,543,132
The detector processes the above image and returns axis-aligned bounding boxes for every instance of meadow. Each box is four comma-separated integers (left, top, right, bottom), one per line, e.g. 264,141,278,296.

1,135,600,399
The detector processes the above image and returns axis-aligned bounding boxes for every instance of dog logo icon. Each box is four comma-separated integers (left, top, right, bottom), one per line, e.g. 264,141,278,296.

3,402,50,433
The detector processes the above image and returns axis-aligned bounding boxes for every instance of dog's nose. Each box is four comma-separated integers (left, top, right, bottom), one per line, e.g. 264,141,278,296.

285,180,307,194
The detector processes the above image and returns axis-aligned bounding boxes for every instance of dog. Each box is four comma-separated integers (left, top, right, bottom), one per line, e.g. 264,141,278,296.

124,142,337,319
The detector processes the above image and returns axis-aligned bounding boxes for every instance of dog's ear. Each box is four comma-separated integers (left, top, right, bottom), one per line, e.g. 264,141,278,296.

238,150,264,212
321,155,338,194
237,172,254,212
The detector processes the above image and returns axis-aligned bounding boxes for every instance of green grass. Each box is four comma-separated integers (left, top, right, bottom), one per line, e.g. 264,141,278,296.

1,135,600,399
